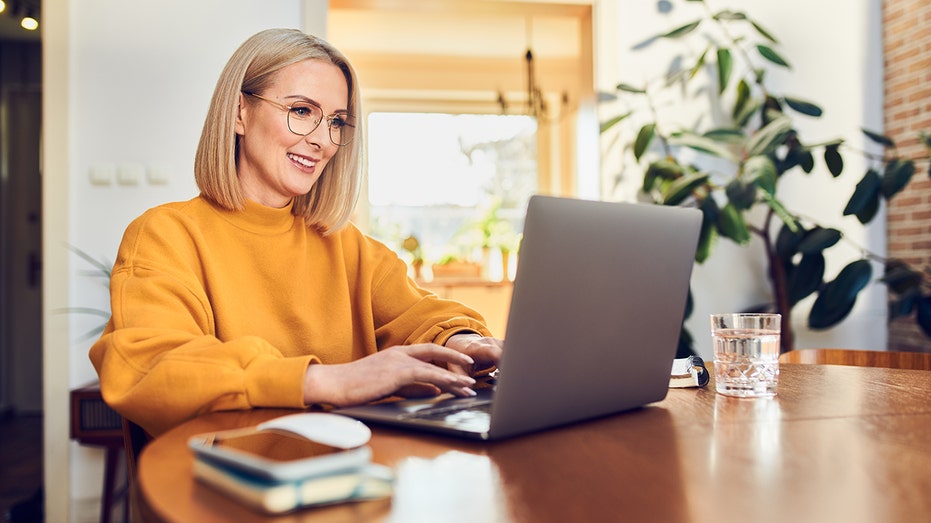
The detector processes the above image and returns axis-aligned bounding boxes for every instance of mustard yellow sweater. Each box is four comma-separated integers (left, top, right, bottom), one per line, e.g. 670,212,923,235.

89,196,491,436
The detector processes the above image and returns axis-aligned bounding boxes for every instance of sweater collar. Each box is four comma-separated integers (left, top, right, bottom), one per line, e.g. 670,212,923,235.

213,198,298,234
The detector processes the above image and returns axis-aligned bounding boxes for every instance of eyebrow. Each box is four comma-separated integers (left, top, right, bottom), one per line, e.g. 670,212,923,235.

282,95,349,114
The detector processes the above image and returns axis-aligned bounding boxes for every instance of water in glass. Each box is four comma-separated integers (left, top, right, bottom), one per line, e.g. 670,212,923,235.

713,328,779,397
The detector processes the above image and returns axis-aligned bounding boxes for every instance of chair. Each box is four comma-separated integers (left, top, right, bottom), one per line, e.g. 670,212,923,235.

123,417,152,523
779,348,931,370
70,382,127,523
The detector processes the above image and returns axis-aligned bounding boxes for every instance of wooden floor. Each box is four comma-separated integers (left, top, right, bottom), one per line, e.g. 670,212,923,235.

0,413,43,522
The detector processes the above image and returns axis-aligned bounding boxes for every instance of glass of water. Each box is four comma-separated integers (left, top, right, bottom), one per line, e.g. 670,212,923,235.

710,313,781,398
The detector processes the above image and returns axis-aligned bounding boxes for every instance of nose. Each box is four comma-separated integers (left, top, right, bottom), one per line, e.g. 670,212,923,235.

303,125,326,148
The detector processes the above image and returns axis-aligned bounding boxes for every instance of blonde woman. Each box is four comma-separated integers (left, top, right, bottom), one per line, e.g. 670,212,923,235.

90,29,502,437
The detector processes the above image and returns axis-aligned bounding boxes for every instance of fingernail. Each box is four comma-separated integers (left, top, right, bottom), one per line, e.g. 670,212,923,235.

463,355,475,364
463,387,477,397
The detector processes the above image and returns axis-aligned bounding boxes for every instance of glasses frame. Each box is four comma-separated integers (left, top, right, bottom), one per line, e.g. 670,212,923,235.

242,91,354,146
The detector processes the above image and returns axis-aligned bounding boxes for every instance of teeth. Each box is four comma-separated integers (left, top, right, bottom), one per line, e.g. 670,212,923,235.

288,153,316,168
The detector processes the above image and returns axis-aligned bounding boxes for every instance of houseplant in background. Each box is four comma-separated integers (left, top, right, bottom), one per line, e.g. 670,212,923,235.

60,245,112,341
602,0,931,353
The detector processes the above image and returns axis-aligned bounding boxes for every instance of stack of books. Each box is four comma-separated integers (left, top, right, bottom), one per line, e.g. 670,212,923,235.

188,413,393,514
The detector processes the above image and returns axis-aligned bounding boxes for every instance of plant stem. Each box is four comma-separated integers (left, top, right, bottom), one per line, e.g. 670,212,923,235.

757,207,794,352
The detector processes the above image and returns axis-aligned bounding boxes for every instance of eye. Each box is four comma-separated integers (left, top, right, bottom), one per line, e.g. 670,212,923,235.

290,104,320,121
329,115,348,129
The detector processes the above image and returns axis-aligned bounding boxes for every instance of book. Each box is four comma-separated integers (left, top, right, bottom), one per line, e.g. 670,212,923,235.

187,412,393,513
193,454,394,514
669,355,710,388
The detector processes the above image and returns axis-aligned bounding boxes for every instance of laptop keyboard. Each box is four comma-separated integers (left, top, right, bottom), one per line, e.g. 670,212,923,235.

398,398,493,433
404,401,491,420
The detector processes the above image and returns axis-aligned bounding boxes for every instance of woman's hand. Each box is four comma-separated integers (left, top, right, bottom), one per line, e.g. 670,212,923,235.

444,333,504,377
302,343,478,407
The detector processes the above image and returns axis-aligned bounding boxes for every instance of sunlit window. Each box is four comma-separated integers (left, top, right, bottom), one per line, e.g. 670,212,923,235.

367,112,538,280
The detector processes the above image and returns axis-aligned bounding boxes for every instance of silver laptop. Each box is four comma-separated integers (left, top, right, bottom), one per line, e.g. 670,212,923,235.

335,195,702,440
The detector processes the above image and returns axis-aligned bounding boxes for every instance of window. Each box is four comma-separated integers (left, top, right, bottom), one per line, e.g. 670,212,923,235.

367,112,537,280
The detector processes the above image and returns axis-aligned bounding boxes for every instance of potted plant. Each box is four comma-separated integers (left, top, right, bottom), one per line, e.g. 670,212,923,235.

602,0,931,353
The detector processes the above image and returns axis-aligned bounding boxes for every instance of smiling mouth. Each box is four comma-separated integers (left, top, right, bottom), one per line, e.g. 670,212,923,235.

288,153,317,169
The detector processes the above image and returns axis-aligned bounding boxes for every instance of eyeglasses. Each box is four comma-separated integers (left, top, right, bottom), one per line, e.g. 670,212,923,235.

242,91,355,146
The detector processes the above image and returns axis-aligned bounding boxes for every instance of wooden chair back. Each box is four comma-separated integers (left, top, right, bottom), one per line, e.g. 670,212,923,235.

122,418,152,523
779,348,931,370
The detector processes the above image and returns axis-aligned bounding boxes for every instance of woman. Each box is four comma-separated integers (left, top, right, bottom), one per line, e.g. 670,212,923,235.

90,29,502,437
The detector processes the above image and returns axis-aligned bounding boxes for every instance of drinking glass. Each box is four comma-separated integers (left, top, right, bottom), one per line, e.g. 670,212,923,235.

710,313,781,398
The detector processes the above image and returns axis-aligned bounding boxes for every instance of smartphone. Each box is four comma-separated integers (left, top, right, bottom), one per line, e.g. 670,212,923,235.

189,427,372,481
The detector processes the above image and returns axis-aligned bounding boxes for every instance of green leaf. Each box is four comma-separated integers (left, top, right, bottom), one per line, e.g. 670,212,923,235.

750,20,779,43
634,123,656,161
714,10,747,21
824,144,844,177
920,131,931,149
725,179,757,210
689,46,711,80
776,222,805,260
704,127,745,143
761,192,799,233
757,44,790,68
733,79,750,121
696,197,719,264
809,289,856,330
881,159,915,199
889,292,917,319
716,48,732,94
787,253,825,305
717,203,751,244
744,155,777,194
660,20,702,39
861,128,895,148
843,169,882,223
662,172,710,206
799,149,814,173
599,111,632,133
917,296,931,337
668,132,738,162
747,116,793,157
735,97,763,127
798,227,842,254
783,96,823,117
881,260,923,294
616,83,646,94
642,159,685,193
808,259,873,329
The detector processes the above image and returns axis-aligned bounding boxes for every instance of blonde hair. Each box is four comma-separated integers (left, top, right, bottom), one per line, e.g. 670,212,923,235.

194,28,363,234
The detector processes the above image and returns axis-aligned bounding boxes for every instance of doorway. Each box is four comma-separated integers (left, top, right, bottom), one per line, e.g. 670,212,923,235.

0,37,44,522
0,41,43,416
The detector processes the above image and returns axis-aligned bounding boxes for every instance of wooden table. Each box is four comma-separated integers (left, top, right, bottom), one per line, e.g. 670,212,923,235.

137,364,931,522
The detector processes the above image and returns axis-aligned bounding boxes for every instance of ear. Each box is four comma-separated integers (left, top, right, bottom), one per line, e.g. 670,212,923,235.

234,92,247,136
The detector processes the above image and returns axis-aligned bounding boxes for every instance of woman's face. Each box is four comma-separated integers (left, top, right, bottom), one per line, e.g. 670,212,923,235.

235,59,348,208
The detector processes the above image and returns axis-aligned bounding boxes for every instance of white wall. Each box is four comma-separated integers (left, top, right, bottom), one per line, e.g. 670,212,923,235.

44,1,327,520
600,0,885,359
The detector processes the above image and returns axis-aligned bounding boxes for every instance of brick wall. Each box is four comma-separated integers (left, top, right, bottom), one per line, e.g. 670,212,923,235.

883,0,931,351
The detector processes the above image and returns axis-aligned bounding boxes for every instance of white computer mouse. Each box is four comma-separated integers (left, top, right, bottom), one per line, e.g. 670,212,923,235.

257,412,372,449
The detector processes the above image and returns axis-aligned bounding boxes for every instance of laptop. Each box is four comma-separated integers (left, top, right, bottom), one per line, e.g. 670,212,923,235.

335,195,702,440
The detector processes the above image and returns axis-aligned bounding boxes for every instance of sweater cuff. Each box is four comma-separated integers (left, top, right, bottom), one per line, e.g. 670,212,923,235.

244,354,319,408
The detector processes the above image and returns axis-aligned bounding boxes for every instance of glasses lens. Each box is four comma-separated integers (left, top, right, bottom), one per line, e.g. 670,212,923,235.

329,114,355,146
287,104,323,136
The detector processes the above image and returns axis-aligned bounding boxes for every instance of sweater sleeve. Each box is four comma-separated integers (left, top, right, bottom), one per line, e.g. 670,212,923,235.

89,209,314,437
359,234,494,348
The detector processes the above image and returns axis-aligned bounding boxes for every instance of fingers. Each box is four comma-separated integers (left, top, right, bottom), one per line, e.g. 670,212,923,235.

385,345,477,397
444,335,504,376
400,343,475,368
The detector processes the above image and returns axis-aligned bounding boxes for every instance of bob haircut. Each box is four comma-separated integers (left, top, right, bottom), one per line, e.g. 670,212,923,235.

194,28,363,234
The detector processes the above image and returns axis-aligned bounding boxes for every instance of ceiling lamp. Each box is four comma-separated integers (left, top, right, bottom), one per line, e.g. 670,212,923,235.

21,7,38,30
497,16,569,124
